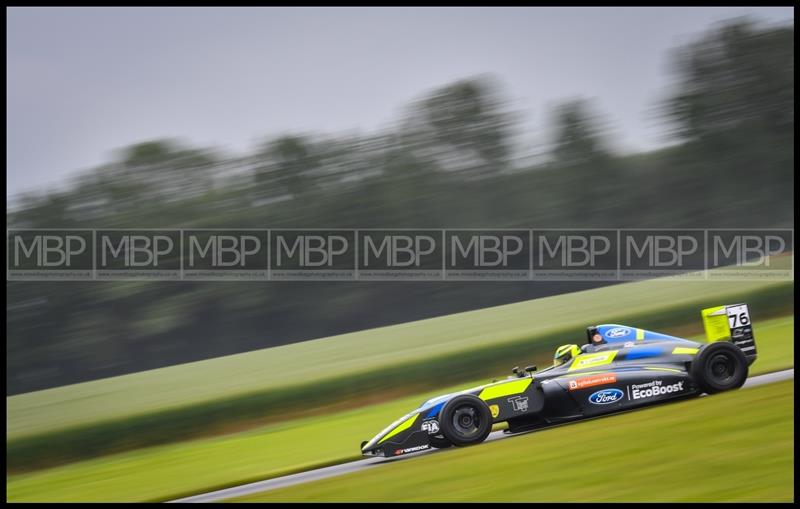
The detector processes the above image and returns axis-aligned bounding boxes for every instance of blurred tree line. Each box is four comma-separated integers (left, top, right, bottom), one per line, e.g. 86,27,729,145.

6,18,793,394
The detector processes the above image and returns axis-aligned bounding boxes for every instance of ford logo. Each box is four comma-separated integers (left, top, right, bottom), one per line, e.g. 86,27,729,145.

606,327,630,338
588,388,624,405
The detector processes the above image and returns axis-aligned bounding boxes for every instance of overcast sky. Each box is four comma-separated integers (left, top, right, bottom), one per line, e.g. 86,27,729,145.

6,7,794,198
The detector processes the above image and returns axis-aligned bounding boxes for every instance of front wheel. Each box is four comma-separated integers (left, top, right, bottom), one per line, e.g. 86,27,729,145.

439,394,493,447
690,342,748,394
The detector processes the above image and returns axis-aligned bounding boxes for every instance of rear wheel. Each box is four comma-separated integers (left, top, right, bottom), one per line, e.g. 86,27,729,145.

439,395,493,447
690,342,748,394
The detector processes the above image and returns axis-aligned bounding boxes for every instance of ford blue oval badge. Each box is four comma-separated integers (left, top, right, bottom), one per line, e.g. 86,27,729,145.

606,327,631,338
588,388,624,405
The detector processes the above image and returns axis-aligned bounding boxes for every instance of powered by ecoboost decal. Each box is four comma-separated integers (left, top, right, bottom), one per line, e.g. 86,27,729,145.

627,380,685,401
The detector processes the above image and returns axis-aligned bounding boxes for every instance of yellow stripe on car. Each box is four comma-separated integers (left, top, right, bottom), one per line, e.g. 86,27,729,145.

478,378,532,401
636,328,645,340
568,350,618,372
378,412,419,443
672,347,699,355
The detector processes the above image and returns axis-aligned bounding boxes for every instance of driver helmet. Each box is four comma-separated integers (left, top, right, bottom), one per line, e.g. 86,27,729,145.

553,344,581,367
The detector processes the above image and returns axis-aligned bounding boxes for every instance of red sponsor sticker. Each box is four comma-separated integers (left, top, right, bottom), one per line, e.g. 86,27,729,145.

567,373,617,391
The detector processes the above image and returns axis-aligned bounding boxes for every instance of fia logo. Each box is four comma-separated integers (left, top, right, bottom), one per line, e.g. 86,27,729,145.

421,420,440,434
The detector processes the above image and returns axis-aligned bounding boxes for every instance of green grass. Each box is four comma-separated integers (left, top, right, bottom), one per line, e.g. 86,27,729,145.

6,315,793,503
735,315,794,374
8,275,792,441
234,380,795,503
5,382,476,502
7,274,795,471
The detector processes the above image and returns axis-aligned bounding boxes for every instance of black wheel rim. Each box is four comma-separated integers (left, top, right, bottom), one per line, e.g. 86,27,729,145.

706,352,736,384
451,404,481,438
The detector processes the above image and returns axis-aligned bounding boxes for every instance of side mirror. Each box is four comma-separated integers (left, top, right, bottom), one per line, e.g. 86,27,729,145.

525,365,537,373
512,366,521,377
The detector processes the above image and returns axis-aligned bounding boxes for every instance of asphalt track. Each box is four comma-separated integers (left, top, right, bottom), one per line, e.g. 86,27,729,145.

170,368,794,503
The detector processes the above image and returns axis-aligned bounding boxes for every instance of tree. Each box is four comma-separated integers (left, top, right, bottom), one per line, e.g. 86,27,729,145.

665,17,793,143
546,98,619,225
663,17,794,223
254,135,318,197
549,98,610,167
411,76,514,178
114,139,216,204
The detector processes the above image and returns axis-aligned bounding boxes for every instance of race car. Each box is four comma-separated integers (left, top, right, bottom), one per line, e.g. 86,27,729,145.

361,304,757,457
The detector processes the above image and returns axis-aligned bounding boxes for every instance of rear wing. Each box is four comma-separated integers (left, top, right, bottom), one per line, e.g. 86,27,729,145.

701,304,757,364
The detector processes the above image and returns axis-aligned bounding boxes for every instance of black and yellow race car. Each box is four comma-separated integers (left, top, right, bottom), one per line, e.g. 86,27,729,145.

361,304,757,457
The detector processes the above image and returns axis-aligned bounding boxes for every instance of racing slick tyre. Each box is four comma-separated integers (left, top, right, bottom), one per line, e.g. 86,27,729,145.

428,435,453,449
439,394,493,447
690,341,749,394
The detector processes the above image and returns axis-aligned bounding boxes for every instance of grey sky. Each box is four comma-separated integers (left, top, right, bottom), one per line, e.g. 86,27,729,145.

6,7,794,198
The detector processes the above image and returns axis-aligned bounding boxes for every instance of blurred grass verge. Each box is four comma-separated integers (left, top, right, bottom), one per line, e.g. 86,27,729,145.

5,315,793,502
233,380,795,503
6,267,794,472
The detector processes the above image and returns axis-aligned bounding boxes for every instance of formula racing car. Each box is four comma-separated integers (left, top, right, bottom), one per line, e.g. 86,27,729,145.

361,304,757,457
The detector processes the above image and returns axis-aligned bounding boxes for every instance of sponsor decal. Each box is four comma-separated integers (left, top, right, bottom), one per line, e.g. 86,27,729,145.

568,373,617,391
606,327,630,338
507,395,529,412
571,351,615,370
394,444,430,455
421,420,440,434
588,388,624,405
489,404,500,418
627,380,685,400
